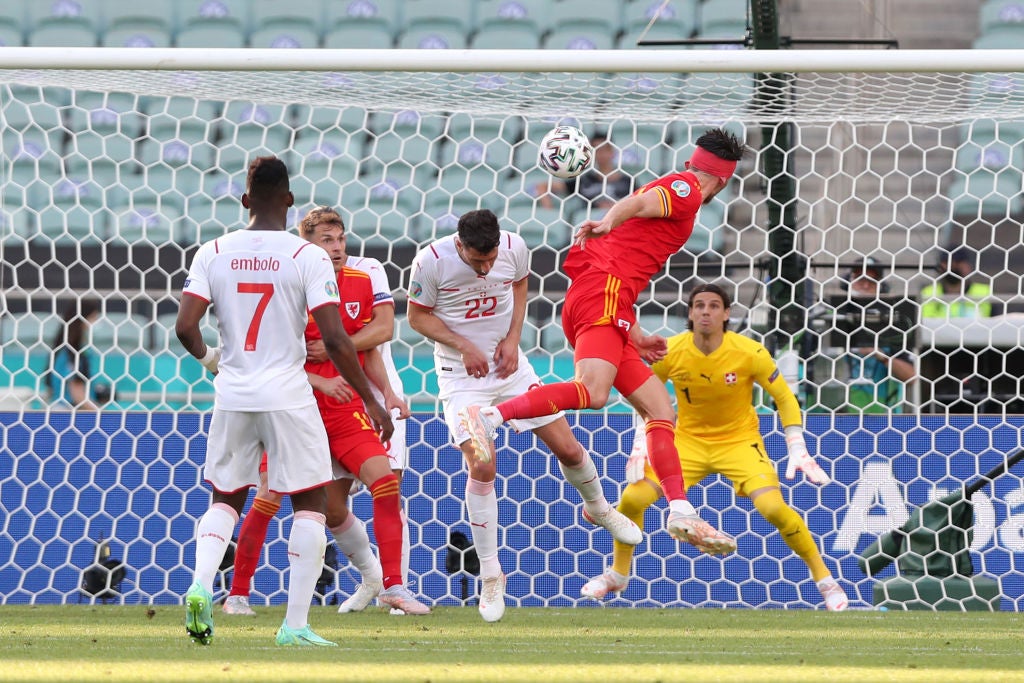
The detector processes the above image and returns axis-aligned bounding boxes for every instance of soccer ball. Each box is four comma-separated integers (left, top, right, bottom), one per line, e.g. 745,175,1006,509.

538,125,594,179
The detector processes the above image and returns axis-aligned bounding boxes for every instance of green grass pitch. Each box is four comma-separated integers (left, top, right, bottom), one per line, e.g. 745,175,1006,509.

2,605,1022,682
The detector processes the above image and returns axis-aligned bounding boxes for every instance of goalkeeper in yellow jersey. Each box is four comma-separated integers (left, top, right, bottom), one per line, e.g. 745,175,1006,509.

581,283,849,611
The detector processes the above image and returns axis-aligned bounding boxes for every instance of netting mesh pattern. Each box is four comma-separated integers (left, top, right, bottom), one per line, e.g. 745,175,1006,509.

3,413,1023,610
3,68,1024,123
4,65,1024,610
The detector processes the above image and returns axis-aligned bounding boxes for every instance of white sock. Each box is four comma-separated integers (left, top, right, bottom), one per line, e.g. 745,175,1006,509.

481,406,502,430
331,516,382,583
285,511,326,630
669,499,697,516
558,448,609,514
400,507,411,586
466,478,501,578
193,503,238,593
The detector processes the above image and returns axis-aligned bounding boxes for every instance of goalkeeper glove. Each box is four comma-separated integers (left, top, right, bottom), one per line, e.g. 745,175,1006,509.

625,438,648,484
199,345,221,374
783,425,830,485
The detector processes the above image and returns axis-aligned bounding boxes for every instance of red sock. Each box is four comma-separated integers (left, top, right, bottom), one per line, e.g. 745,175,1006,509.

229,496,280,597
646,420,686,502
497,381,591,421
369,474,404,589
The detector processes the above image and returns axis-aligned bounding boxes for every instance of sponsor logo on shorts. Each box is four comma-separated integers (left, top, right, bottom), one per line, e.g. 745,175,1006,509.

671,180,691,198
616,318,632,332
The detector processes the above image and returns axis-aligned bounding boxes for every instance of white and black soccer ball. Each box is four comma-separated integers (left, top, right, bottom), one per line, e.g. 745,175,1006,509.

538,125,594,180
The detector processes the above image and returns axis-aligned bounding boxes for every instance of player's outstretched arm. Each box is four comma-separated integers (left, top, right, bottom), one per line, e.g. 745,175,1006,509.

573,191,667,249
312,304,394,442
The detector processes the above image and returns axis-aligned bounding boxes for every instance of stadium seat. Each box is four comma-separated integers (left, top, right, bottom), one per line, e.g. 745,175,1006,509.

293,105,370,137
625,0,697,39
176,170,246,244
324,0,402,35
698,0,749,36
33,175,113,245
0,312,60,351
475,0,549,33
547,0,621,35
248,26,320,49
250,0,323,36
397,27,467,49
402,0,474,35
215,102,294,169
340,180,421,249
504,200,569,249
543,25,616,50
322,23,394,48
175,23,245,47
469,24,541,49
100,25,169,47
176,0,248,31
979,0,1024,33
27,20,98,47
89,312,151,352
3,97,66,150
101,0,174,32
685,192,728,256
618,22,692,49
0,17,23,47
291,132,361,187
110,191,180,246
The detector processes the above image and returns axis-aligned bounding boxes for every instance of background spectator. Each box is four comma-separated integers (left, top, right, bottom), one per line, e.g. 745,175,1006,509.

47,298,101,410
920,247,992,319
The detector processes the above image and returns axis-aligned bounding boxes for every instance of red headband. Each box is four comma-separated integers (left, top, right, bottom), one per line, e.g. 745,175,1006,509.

687,147,737,182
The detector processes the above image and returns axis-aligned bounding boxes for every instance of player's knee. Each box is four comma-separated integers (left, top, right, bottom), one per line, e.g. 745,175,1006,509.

583,383,611,408
464,456,496,482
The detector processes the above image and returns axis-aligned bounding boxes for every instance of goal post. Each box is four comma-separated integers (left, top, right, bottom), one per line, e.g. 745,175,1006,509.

3,47,1024,611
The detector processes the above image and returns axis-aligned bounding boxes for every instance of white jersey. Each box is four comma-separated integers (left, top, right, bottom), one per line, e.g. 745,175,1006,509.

408,231,529,372
183,229,339,411
346,254,404,400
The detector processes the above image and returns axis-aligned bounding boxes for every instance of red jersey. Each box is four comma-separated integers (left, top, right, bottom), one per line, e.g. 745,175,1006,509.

304,266,374,410
562,171,703,300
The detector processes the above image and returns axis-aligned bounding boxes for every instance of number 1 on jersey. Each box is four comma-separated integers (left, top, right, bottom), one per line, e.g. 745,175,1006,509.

237,282,275,351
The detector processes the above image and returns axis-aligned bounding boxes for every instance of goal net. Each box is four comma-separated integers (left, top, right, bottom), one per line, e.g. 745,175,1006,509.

2,47,1024,611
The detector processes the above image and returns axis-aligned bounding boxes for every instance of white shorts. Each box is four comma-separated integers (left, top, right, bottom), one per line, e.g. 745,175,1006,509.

439,358,562,446
204,406,334,495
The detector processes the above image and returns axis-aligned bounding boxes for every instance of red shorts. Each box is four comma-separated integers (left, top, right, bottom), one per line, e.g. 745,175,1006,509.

562,271,652,397
321,400,388,477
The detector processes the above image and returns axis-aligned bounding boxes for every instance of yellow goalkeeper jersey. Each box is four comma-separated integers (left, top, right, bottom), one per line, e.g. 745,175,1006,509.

652,331,802,442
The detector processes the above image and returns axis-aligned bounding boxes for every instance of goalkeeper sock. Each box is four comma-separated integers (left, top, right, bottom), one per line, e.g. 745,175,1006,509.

645,419,686,502
331,515,381,583
558,447,608,513
466,478,501,577
753,488,830,582
193,502,238,593
229,496,280,597
496,380,591,421
285,510,326,630
369,474,404,589
611,481,660,577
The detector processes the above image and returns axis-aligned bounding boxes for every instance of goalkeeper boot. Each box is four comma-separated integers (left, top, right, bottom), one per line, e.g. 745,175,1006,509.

580,569,629,600
458,405,499,464
184,581,214,645
377,584,431,615
222,595,256,616
337,578,383,614
582,505,643,545
817,577,849,612
275,620,337,647
667,511,736,555
478,572,507,623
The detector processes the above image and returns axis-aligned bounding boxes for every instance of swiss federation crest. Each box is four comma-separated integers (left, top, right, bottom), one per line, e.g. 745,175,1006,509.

345,302,360,319
724,372,737,384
